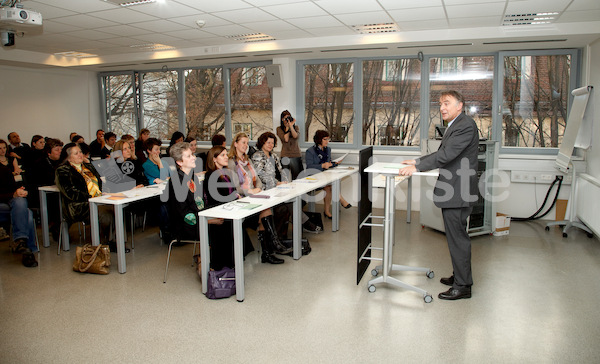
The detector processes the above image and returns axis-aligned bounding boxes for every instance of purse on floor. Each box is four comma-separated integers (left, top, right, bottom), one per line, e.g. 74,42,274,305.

205,267,236,299
73,244,111,274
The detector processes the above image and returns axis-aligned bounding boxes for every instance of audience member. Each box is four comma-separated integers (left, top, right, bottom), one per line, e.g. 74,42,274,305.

30,135,46,164
198,134,227,170
71,134,85,144
112,140,148,186
135,128,150,162
100,132,116,159
69,132,78,142
142,138,166,185
89,129,105,158
0,138,21,175
305,129,351,219
166,131,184,156
7,132,30,163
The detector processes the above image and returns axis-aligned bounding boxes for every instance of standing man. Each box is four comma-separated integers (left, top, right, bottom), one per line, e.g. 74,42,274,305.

89,129,105,158
399,90,479,300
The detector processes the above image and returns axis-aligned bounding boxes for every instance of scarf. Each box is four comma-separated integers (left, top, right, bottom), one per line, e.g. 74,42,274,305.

72,162,101,197
235,158,257,191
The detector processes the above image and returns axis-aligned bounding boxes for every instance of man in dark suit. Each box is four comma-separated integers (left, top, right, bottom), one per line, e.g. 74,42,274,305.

399,90,479,300
89,129,105,158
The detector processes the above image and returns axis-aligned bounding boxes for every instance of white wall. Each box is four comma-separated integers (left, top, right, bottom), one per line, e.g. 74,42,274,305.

585,39,600,180
0,65,100,145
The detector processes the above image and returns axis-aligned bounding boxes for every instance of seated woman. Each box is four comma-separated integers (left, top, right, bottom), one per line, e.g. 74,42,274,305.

112,140,148,187
228,132,291,261
304,130,351,219
142,137,170,243
29,135,46,165
0,138,22,176
55,143,121,251
167,142,232,269
251,131,321,234
166,131,184,157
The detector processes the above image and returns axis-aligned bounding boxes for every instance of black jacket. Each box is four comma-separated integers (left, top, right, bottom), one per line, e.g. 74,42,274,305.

55,162,103,224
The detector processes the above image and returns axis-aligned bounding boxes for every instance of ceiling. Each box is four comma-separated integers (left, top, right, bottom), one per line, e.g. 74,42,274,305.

1,0,599,71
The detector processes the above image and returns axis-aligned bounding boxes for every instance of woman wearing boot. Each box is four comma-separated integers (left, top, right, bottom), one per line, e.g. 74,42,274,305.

227,133,292,262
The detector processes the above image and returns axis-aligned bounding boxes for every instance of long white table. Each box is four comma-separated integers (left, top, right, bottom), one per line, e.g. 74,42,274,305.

198,167,357,302
364,162,438,303
89,184,166,273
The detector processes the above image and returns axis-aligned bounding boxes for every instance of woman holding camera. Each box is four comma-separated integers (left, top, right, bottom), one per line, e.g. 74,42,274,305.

276,110,303,180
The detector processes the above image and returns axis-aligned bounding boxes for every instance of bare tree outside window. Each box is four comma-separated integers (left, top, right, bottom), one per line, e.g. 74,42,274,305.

362,59,421,146
142,71,179,140
304,63,354,143
104,74,137,137
429,56,494,140
229,66,273,141
185,68,226,141
502,55,570,148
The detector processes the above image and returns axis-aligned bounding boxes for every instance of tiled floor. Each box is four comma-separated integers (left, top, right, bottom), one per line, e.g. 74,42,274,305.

1,209,599,363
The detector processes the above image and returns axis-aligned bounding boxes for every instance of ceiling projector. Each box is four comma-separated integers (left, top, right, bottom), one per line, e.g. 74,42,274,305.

0,7,42,28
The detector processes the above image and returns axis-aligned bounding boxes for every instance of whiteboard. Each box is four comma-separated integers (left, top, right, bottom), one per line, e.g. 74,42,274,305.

555,86,593,173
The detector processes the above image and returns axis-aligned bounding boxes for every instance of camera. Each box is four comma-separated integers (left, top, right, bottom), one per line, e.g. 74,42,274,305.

286,115,293,122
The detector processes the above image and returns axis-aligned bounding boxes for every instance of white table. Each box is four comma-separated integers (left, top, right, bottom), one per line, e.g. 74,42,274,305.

364,162,438,303
38,185,68,250
89,184,166,273
198,167,357,302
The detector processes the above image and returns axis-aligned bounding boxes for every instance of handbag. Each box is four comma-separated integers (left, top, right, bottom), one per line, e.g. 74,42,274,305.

205,267,236,299
73,243,111,274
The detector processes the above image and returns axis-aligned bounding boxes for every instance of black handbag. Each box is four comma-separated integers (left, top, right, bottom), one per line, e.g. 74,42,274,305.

206,267,236,299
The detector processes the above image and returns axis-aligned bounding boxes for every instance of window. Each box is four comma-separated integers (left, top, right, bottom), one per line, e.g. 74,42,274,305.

103,73,137,137
229,65,272,141
363,59,421,146
429,56,494,140
501,53,571,148
185,68,225,141
304,63,354,143
141,71,179,140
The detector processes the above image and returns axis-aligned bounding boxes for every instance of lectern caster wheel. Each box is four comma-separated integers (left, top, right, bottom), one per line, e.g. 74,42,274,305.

368,285,376,293
424,295,433,303
371,269,379,276
563,232,568,238
426,271,434,279
545,226,550,231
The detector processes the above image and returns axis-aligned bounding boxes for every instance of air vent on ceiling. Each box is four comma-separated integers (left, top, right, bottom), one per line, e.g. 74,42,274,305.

503,12,559,26
226,33,275,42
102,0,160,7
193,55,248,61
130,43,176,51
352,23,399,34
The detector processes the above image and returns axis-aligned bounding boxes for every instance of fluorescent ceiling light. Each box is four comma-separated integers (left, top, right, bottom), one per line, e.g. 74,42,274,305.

130,43,176,50
352,23,399,34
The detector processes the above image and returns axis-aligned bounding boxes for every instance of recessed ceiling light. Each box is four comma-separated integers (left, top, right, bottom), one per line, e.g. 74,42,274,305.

226,33,275,42
54,51,98,58
352,23,400,34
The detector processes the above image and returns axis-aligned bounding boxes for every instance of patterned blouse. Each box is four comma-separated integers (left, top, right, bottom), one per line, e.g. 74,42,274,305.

251,150,289,190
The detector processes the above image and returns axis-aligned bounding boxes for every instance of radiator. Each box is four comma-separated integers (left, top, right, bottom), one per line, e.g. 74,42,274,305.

576,173,600,237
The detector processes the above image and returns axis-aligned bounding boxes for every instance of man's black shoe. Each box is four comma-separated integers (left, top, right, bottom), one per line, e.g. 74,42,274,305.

440,275,454,286
22,252,38,268
108,241,131,253
438,287,471,300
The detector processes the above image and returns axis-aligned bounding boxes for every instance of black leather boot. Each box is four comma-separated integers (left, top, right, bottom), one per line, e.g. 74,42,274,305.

261,216,292,255
258,231,284,264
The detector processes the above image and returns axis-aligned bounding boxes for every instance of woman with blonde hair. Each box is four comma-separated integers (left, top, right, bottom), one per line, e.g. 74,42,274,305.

228,132,291,262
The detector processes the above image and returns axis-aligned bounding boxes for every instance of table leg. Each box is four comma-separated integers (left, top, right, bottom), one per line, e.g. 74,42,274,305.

60,198,70,251
90,202,100,246
233,219,244,302
39,190,50,248
407,176,412,223
199,216,210,294
332,179,340,232
292,195,301,260
115,205,127,273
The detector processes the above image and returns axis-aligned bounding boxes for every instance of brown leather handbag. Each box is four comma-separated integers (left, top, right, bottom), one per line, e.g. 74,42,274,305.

73,244,111,274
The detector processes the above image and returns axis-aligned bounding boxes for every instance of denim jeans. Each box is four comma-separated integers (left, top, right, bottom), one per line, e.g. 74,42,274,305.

7,197,38,253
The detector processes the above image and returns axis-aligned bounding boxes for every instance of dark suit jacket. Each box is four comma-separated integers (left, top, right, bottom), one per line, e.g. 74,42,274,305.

416,112,479,208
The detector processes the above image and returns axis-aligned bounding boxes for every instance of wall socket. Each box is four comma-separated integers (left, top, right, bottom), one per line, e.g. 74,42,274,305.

511,170,572,184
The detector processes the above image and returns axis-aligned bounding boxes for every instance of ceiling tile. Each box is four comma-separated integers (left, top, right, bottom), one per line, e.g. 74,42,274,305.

444,0,506,4
131,33,182,44
388,7,446,22
446,3,506,18
304,26,355,36
243,0,304,6
566,0,600,11
335,11,394,26
213,8,278,23
556,10,600,23
131,1,203,18
88,8,159,23
101,36,148,46
398,19,449,31
39,19,83,34
262,29,314,39
242,20,299,33
69,29,117,41
505,0,572,14
170,14,233,28
173,0,253,12
96,25,152,37
130,20,191,33
288,15,344,28
314,0,384,14
164,29,219,40
377,0,443,10
51,14,120,28
263,2,328,18
30,0,117,13
449,16,503,28
201,24,254,37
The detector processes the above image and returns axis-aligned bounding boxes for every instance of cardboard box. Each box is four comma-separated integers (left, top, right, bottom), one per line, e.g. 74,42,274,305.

494,213,511,236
